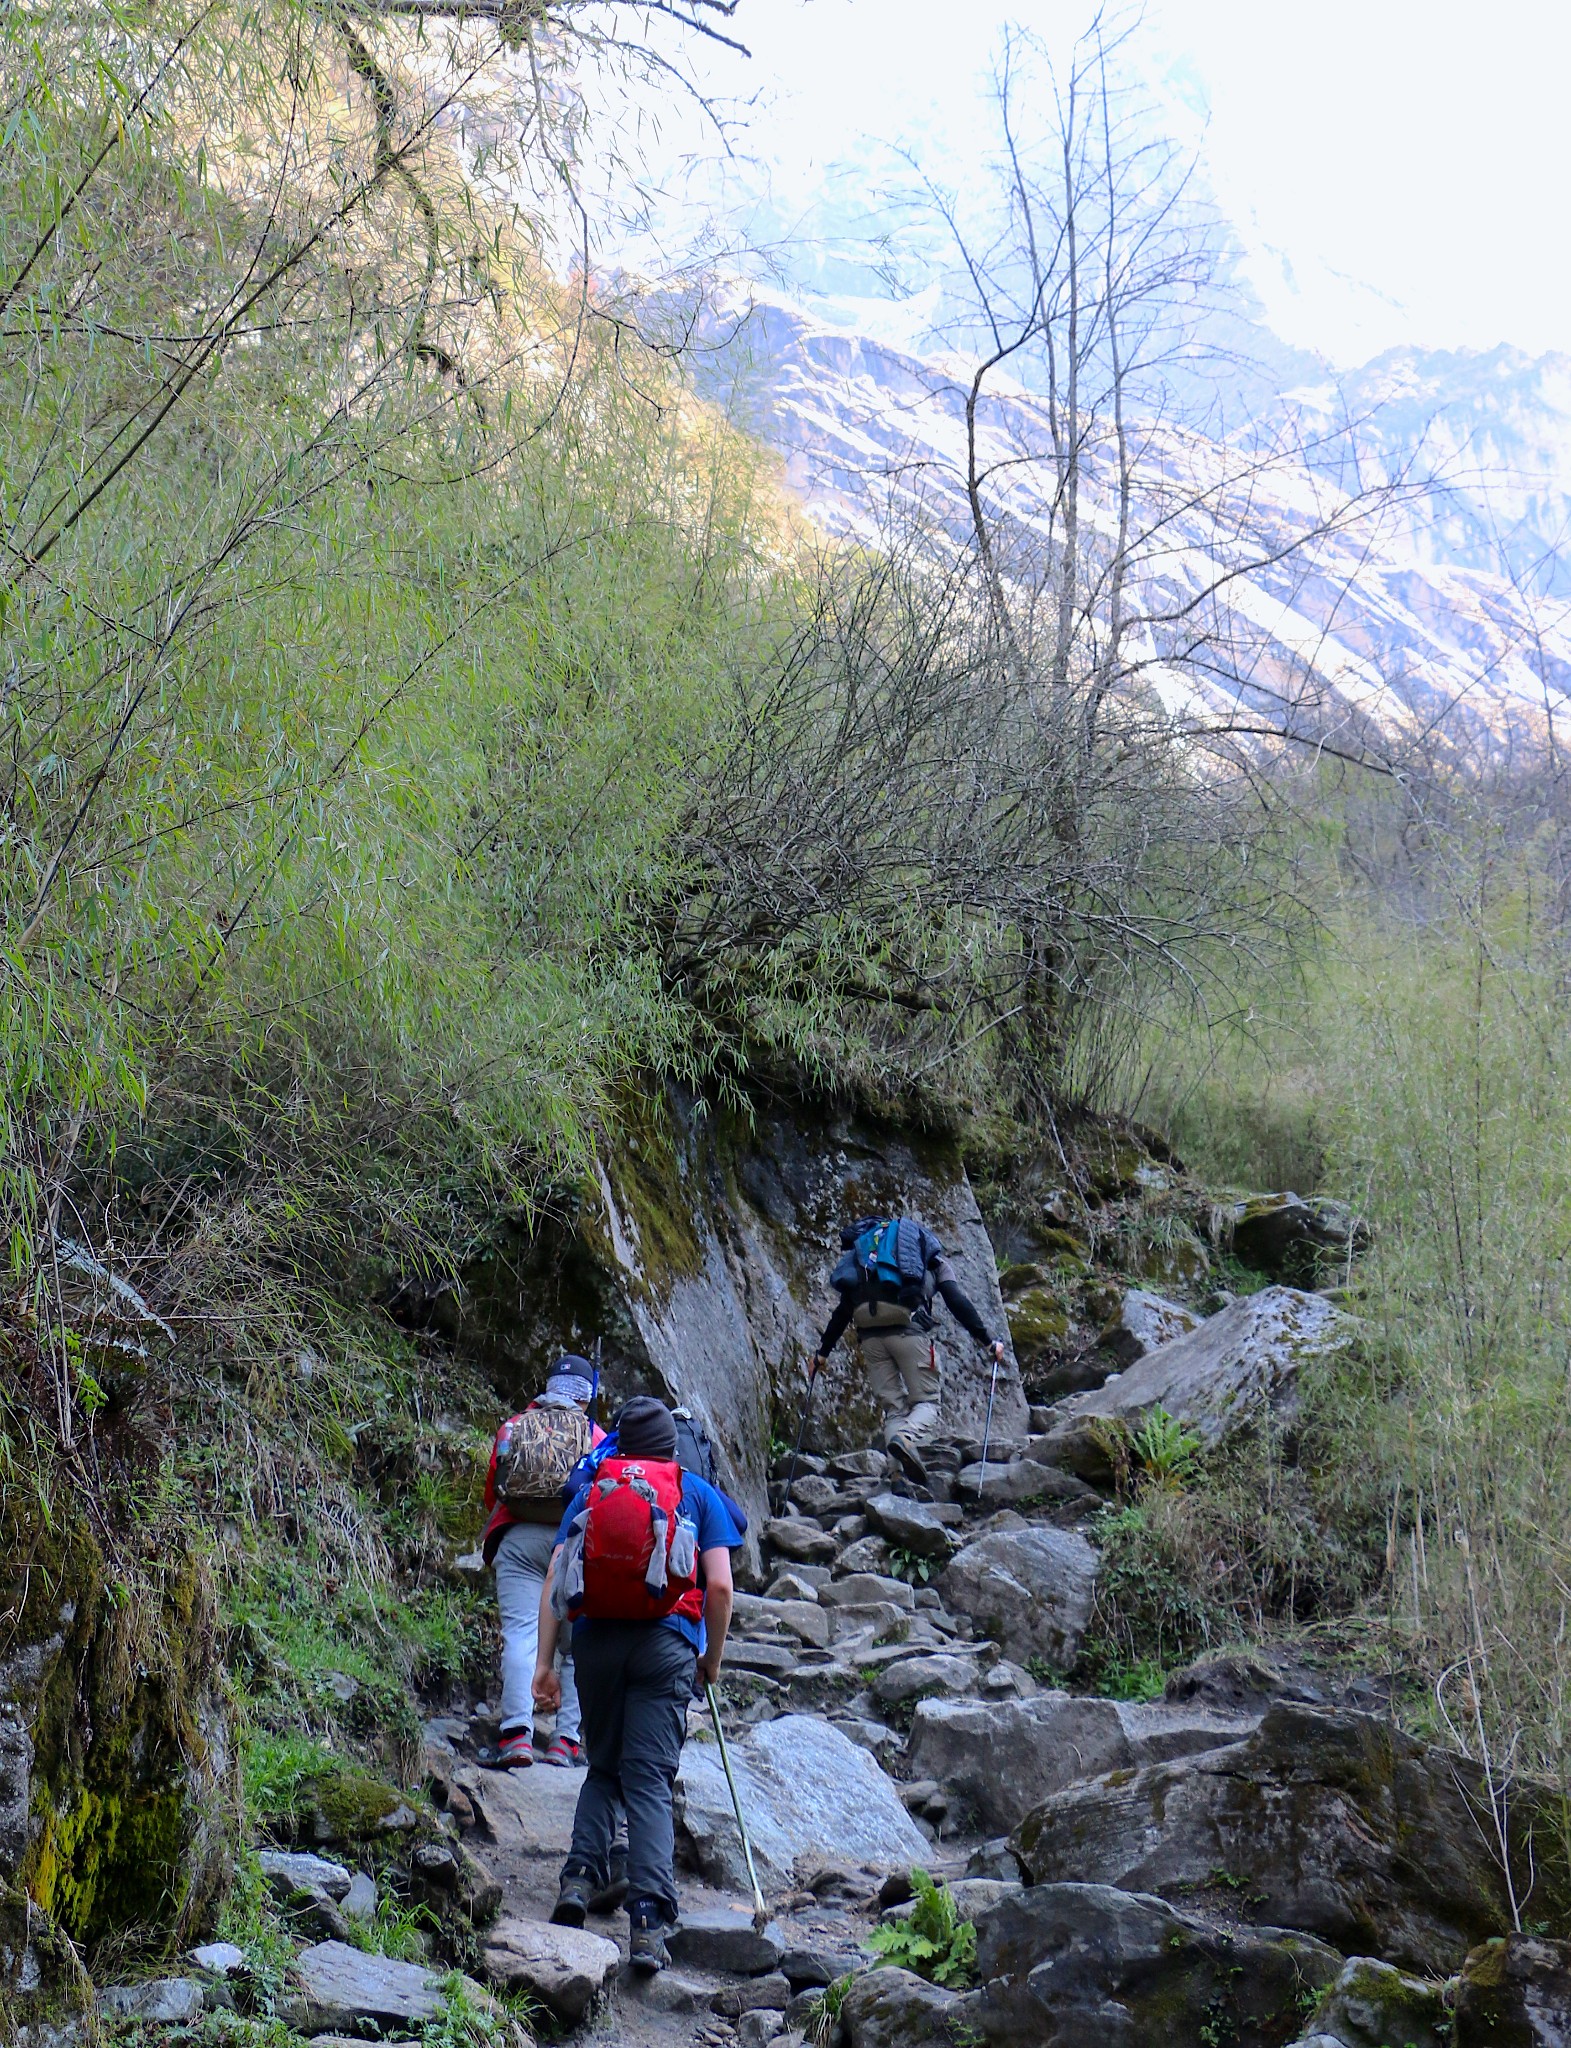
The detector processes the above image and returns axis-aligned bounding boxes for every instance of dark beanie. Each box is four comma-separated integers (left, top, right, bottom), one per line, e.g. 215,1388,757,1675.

616,1396,677,1460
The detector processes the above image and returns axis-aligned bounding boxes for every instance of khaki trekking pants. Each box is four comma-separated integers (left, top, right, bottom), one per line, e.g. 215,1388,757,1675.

855,1306,941,1446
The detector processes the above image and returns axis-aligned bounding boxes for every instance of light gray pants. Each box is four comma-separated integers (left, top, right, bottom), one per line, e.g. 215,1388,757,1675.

494,1520,581,1741
855,1308,942,1445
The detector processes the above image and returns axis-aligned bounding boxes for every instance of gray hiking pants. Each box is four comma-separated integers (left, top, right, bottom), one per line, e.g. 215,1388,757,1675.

494,1521,581,1742
563,1620,696,1923
855,1306,941,1444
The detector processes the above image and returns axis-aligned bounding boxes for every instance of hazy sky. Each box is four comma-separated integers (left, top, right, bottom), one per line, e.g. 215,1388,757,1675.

621,0,1571,366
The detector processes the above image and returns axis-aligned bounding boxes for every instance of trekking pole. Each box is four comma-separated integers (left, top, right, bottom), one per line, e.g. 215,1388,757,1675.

781,1359,818,1498
976,1343,1002,1503
706,1682,769,1932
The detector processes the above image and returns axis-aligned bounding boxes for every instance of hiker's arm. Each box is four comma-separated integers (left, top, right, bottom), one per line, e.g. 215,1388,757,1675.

532,1546,564,1711
696,1547,734,1688
814,1295,854,1367
933,1257,998,1348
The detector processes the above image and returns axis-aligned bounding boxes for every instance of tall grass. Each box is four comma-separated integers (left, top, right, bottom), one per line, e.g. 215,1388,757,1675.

1137,836,1571,1783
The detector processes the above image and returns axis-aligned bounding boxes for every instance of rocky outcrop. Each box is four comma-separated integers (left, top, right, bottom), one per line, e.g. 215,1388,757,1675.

676,1713,930,1891
1097,1287,1199,1367
906,1691,1259,1834
969,1881,1341,2047
937,1526,1098,1670
1012,1701,1569,1975
1037,1287,1360,1477
839,1964,964,2046
1219,1193,1368,1284
480,1919,620,2025
1454,1933,1571,2045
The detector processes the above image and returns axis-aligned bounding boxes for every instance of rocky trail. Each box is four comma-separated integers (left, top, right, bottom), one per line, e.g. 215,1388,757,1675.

19,1138,1571,2048
81,1285,1571,2045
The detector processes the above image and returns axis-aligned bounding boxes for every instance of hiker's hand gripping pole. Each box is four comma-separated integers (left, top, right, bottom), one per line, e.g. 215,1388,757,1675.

707,1682,769,1932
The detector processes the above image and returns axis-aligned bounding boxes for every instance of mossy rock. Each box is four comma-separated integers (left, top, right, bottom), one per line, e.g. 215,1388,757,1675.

303,1767,421,1847
1006,1286,1071,1363
3,1502,236,1978
1308,1954,1451,2048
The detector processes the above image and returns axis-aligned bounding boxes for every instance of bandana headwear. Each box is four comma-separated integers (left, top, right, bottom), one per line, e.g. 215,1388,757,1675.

616,1395,678,1461
545,1355,595,1406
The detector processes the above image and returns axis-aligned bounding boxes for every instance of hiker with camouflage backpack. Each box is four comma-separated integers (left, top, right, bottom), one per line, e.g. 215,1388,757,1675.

481,1358,604,1768
809,1214,1006,1482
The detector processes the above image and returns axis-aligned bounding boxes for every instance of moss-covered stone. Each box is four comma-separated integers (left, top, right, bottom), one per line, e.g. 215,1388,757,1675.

1308,1954,1451,2048
1005,1286,1071,1363
2,1500,236,1996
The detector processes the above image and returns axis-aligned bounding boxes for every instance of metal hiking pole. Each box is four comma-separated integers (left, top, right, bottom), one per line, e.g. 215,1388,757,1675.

706,1682,769,1931
782,1360,818,1497
976,1344,1002,1503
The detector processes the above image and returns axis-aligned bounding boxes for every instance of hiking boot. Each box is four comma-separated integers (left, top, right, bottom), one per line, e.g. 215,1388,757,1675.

550,1872,595,1928
543,1735,584,1768
497,1729,534,1769
627,1899,671,1974
587,1846,628,1915
887,1434,929,1485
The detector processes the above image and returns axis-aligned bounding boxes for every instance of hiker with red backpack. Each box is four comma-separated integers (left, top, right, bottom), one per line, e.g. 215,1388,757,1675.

480,1359,604,1768
808,1214,1007,1482
533,1395,744,1973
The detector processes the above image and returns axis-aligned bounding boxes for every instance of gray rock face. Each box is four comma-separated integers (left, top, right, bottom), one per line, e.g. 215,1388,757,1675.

839,1965,962,2047
956,1458,1098,1506
99,1978,205,2023
863,1493,962,1560
970,1882,1341,2047
480,1918,620,2024
938,1527,1098,1669
260,1849,354,1902
834,1535,895,1576
667,1908,784,1976
1098,1287,1200,1367
1042,1287,1362,1475
1012,1702,1566,1976
1454,1932,1571,2045
907,1692,1259,1834
1309,1956,1452,2047
292,1941,455,2033
340,1872,378,1923
676,1713,930,1892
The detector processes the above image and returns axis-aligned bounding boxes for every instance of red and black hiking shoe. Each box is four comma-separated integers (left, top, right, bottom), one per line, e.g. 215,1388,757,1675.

497,1729,534,1768
543,1736,584,1768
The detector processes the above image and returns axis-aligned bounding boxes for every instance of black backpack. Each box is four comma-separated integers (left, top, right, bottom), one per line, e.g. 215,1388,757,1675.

672,1407,717,1486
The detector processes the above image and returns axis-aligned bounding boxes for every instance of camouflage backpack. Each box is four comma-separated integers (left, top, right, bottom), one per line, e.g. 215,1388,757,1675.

494,1403,593,1507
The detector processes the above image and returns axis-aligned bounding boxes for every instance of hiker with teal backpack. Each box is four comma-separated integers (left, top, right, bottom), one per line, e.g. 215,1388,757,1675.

480,1359,605,1768
809,1215,1006,1481
533,1396,744,1973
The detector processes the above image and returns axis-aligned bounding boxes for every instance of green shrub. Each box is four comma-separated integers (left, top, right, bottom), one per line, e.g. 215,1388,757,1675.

866,1868,977,1989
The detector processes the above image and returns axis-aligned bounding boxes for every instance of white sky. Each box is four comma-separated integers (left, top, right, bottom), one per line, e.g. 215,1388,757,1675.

626,0,1571,366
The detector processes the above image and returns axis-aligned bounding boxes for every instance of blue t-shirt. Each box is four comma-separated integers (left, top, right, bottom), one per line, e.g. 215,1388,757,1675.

556,1469,745,1653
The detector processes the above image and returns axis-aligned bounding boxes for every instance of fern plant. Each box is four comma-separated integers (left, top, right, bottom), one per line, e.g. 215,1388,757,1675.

866,1867,977,1989
1130,1406,1203,1490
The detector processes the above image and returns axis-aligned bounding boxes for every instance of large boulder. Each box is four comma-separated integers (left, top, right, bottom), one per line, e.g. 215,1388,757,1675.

1037,1288,1360,1477
1012,1702,1570,1976
676,1714,930,1892
480,1918,619,2025
839,1965,964,2047
1306,1956,1451,2047
937,1528,1098,1671
863,1494,961,1561
1454,1933,1571,2045
1222,1193,1368,1284
907,1692,1259,1834
969,1882,1341,2047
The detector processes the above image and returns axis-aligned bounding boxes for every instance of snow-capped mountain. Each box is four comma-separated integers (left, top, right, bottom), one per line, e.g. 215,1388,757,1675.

696,290,1571,762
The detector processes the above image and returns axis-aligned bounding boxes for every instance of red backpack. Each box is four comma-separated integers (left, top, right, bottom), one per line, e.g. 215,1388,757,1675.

552,1457,702,1624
